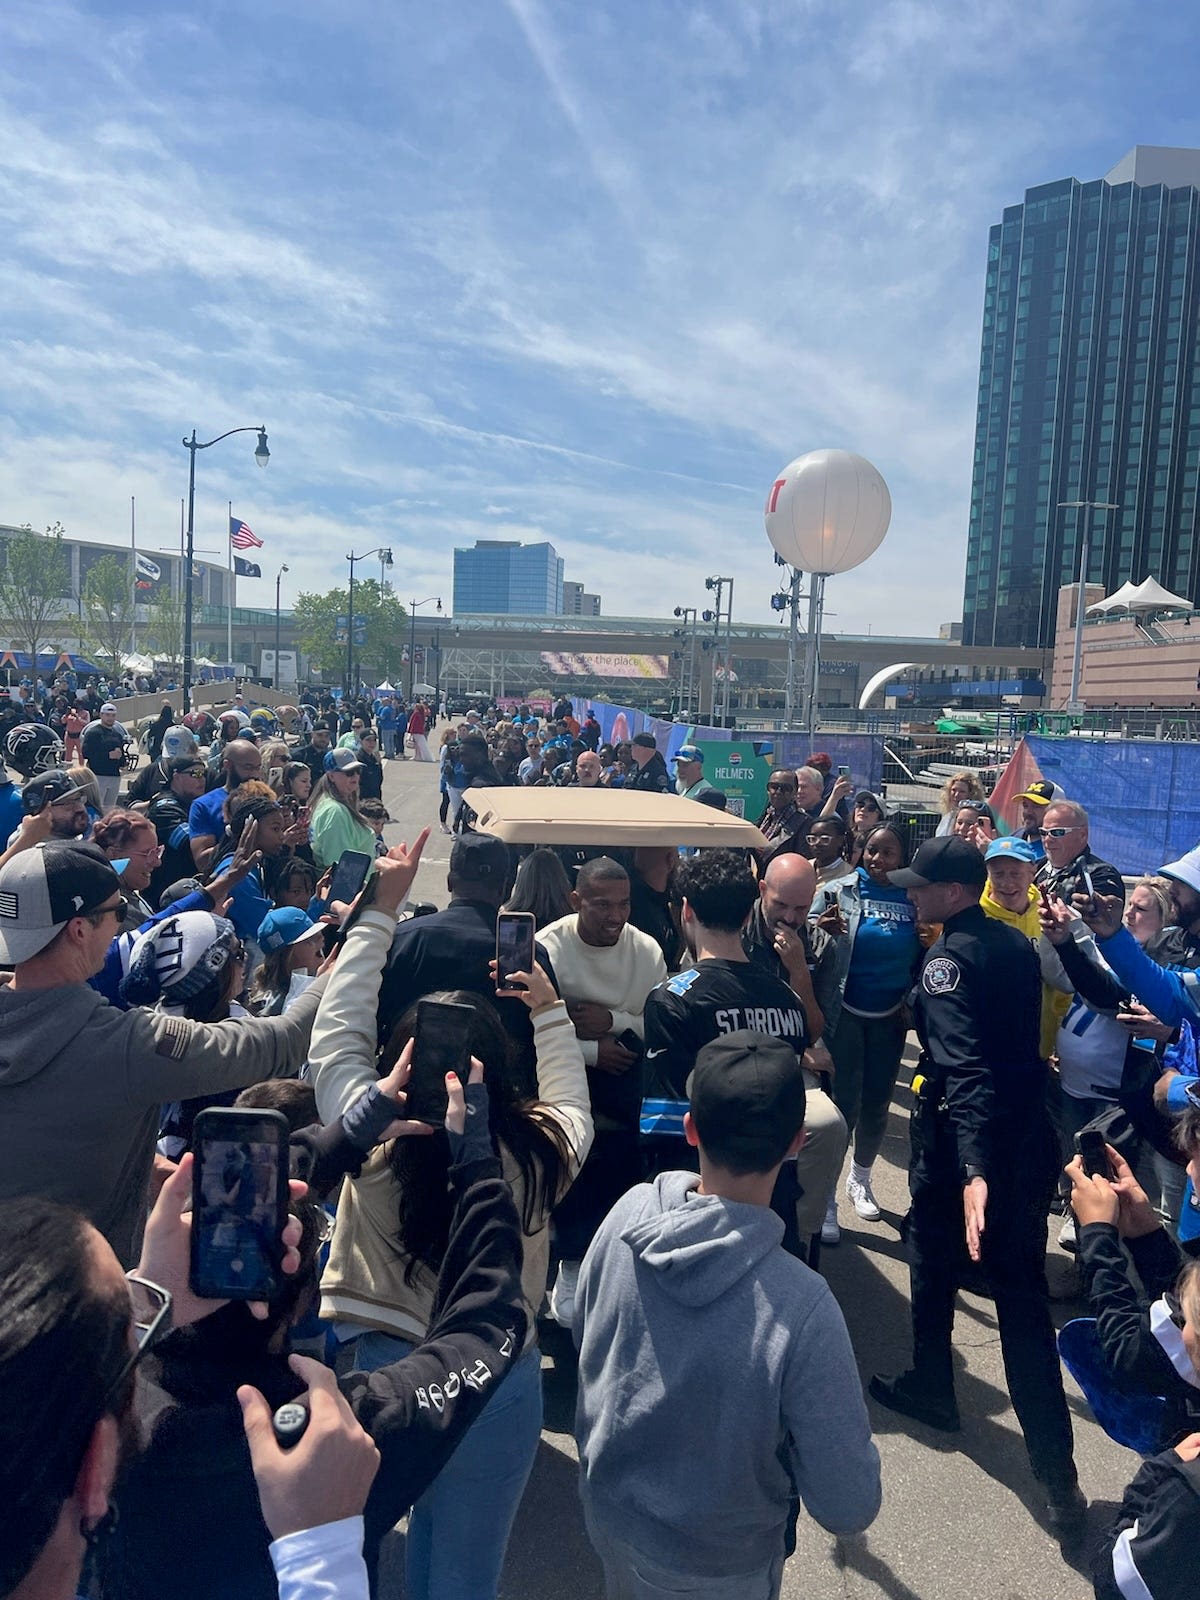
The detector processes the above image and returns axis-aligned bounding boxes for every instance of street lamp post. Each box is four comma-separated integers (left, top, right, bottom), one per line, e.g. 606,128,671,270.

1058,500,1119,712
344,547,393,700
274,564,289,690
181,425,269,712
408,597,443,700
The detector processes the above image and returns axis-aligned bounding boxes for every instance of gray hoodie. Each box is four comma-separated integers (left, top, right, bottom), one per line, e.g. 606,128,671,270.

574,1171,881,1578
0,976,325,1266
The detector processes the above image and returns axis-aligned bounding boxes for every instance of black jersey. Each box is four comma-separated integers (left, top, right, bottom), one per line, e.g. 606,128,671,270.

643,958,810,1101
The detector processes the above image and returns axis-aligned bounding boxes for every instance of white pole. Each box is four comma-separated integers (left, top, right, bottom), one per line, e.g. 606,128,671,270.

226,500,234,670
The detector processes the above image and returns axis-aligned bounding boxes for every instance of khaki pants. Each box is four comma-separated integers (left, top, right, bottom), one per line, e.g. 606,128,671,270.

793,1070,848,1239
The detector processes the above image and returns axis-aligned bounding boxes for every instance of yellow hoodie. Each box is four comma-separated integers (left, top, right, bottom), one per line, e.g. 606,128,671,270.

980,882,1069,1059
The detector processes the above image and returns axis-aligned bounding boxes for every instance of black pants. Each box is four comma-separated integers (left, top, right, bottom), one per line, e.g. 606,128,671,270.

552,1128,644,1260
907,1111,1077,1492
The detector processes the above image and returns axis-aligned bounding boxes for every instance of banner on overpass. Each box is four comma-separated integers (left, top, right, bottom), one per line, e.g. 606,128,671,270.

541,651,669,679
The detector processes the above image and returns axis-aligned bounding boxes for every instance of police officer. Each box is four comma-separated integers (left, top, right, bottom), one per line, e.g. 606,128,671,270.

868,835,1084,1532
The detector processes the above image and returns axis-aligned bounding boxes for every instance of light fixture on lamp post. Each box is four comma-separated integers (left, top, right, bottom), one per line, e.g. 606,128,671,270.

274,564,289,691
408,596,442,700
1058,500,1119,713
345,547,392,698
181,425,269,712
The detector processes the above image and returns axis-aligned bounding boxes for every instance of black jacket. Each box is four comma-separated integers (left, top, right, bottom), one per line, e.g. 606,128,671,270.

1094,1447,1200,1600
1078,1220,1200,1451
377,899,558,1088
1036,846,1125,908
626,750,672,795
910,904,1047,1182
98,1156,528,1600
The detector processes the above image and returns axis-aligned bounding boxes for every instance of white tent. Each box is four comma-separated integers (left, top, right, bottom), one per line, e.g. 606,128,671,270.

1125,575,1193,612
1086,576,1193,615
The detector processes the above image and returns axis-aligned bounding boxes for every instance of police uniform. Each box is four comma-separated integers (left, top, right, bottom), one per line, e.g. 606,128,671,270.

870,839,1080,1512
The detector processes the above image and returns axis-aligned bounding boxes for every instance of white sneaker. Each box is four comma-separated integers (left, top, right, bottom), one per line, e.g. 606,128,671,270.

846,1171,882,1222
820,1201,841,1247
1057,1214,1077,1252
548,1259,581,1327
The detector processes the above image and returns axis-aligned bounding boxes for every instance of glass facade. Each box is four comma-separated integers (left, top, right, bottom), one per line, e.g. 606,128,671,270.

453,540,564,615
963,158,1200,647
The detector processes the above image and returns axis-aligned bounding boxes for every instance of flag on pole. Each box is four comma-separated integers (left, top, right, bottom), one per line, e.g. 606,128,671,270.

233,556,262,578
230,517,263,550
135,553,161,590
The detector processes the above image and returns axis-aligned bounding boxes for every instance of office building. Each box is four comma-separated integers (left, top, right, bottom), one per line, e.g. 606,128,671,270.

963,145,1200,648
452,539,564,615
562,581,602,615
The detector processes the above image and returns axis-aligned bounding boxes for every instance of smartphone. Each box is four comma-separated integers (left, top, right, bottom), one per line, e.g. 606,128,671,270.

616,1027,644,1056
837,764,850,779
1037,883,1053,908
404,999,476,1126
1080,866,1096,902
189,1107,291,1301
824,889,839,909
496,911,536,992
327,849,373,906
1076,1128,1114,1182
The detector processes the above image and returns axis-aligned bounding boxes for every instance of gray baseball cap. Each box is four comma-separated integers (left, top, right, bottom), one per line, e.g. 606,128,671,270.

0,842,122,964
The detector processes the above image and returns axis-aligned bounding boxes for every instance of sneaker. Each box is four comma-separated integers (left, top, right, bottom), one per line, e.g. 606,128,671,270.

548,1259,581,1328
846,1171,882,1222
1057,1215,1077,1252
869,1371,961,1433
820,1201,841,1247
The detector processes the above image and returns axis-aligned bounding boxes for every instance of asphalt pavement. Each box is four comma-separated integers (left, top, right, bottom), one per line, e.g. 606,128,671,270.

376,756,1126,1600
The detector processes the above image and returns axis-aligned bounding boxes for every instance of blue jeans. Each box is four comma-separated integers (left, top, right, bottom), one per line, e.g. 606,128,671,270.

352,1330,543,1600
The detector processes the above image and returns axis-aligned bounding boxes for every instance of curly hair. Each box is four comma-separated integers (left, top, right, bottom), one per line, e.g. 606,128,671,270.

675,848,758,933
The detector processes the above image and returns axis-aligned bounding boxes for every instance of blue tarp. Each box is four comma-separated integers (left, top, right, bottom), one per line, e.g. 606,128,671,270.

773,734,886,798
1026,735,1200,876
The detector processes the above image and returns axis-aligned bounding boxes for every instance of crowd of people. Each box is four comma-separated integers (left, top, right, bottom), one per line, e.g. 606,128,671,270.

0,680,1198,1600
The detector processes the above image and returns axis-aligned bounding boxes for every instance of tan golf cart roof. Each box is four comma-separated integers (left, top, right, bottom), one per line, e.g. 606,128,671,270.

463,786,767,849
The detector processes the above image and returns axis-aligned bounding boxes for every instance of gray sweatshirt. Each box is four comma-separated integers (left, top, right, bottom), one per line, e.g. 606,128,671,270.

0,976,326,1266
574,1171,881,1577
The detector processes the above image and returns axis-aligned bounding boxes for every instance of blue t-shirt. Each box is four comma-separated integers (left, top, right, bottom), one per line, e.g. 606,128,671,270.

0,782,23,849
843,868,920,1015
188,786,228,841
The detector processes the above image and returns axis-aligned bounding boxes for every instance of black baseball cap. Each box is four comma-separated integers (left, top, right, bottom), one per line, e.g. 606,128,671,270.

888,834,986,889
685,1032,806,1163
22,771,90,811
0,842,123,963
166,754,207,778
448,832,509,883
632,732,658,750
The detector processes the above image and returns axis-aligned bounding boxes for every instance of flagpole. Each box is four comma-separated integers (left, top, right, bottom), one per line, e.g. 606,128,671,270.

227,500,234,671
130,495,137,655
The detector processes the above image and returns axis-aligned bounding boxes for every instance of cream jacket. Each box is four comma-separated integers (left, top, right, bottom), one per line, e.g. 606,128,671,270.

310,908,592,1346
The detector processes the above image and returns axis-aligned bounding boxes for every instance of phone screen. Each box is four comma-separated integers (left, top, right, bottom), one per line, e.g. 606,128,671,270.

496,912,536,991
1076,1128,1113,1181
837,764,850,778
190,1108,290,1300
327,849,373,906
405,999,476,1126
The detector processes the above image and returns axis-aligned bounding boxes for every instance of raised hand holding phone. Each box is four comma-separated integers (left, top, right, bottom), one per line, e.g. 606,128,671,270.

371,829,432,915
488,957,558,1012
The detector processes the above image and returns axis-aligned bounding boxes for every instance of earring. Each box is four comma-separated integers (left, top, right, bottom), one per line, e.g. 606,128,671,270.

82,1502,120,1548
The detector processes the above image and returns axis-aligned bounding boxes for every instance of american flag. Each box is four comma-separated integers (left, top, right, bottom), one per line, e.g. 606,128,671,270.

230,516,263,550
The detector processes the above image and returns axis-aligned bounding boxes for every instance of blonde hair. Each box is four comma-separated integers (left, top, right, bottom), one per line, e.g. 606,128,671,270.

1132,875,1175,926
64,765,102,814
939,769,985,815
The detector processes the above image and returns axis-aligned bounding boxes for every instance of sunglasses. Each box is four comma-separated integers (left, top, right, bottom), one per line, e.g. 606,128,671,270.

1039,825,1082,838
767,781,795,792
86,896,129,925
105,1274,172,1404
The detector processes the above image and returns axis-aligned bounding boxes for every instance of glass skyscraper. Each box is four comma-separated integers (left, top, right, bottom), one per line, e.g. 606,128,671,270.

963,146,1200,648
452,539,565,615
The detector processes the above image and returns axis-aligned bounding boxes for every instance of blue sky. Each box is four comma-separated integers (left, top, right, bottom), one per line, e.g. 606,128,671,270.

1,0,1196,635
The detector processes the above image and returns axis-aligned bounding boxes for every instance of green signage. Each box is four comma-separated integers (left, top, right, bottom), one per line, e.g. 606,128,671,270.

696,741,770,820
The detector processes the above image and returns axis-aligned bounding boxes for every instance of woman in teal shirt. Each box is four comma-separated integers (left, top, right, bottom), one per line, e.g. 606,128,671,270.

309,748,377,872
815,823,924,1242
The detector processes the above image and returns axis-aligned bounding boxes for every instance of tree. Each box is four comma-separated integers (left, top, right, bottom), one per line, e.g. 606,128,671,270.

293,580,407,684
80,553,135,679
144,588,187,674
0,522,72,671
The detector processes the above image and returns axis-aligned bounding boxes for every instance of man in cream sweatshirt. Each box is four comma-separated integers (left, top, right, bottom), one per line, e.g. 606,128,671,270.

538,855,667,1326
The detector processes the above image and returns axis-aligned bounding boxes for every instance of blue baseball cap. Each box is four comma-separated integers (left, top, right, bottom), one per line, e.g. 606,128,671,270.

984,836,1039,865
675,745,703,764
258,906,324,955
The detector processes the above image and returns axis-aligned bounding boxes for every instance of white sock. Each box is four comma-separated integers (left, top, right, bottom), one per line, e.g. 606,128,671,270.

851,1162,873,1186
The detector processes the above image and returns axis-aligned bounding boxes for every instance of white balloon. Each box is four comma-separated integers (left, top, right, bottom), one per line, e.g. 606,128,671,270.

764,449,892,575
